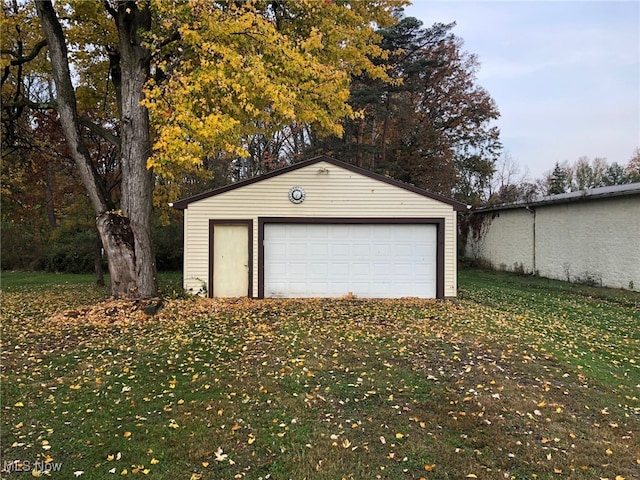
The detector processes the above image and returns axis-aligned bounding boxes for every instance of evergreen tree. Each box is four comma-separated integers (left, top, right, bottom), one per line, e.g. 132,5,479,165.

547,163,570,195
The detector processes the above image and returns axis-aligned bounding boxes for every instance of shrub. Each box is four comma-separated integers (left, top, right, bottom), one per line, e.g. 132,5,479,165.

46,224,99,274
1,221,48,270
153,220,183,271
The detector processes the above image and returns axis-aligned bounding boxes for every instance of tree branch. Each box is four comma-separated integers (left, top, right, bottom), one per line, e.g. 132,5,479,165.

78,117,121,148
3,97,57,111
35,0,110,214
1,39,48,66
156,30,180,50
103,0,117,19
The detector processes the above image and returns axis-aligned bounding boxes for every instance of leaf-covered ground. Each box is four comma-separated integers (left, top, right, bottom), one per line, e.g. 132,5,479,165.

1,271,638,479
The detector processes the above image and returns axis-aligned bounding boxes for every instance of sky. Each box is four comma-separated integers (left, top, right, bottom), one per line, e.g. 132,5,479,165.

404,0,640,181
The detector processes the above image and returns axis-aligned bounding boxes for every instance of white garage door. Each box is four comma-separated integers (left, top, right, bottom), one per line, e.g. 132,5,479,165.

263,223,437,298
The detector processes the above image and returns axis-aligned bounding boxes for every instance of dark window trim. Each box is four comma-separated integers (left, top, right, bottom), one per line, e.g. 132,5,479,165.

209,219,253,298
257,217,445,299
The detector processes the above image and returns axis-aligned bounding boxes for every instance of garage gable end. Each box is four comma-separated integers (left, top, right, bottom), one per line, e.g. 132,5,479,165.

172,155,467,211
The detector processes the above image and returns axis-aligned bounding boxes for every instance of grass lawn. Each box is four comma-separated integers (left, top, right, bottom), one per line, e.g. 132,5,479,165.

1,269,638,479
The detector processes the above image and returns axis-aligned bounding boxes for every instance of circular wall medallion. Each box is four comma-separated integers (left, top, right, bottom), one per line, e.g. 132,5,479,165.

288,186,306,204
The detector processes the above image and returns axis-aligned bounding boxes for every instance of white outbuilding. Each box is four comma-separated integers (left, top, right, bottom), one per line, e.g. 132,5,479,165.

172,155,466,299
463,183,640,291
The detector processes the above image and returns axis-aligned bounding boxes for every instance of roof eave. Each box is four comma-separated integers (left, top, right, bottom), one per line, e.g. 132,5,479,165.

472,183,640,213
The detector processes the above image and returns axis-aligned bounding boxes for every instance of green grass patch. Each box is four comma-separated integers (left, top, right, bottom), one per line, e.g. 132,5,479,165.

0,271,183,295
1,271,106,288
1,270,638,479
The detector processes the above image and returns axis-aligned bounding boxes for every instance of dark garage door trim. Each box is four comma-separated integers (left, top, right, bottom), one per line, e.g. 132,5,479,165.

257,217,445,299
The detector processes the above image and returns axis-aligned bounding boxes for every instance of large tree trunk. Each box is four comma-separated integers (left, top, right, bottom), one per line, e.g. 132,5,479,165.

36,0,157,299
113,1,157,298
96,212,138,294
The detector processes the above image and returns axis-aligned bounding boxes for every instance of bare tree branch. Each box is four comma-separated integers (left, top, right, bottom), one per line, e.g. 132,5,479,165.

1,39,48,66
78,117,121,148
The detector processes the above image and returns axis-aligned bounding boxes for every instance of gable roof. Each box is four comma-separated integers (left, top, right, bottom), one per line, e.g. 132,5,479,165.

171,155,468,211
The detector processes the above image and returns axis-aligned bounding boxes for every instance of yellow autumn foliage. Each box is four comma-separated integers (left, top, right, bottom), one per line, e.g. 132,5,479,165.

143,0,406,176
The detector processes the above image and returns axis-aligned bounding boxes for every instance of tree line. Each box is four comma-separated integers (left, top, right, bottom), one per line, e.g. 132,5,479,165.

487,151,640,206
544,153,640,195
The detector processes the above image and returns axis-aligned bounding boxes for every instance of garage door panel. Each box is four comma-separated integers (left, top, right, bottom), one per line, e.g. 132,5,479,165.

352,281,371,292
269,243,288,256
394,263,412,276
330,243,350,256
329,282,350,295
270,264,287,276
289,284,307,296
309,263,328,275
352,244,370,256
288,243,307,256
372,263,392,275
348,227,369,240
331,263,349,275
264,223,437,298
352,263,370,276
374,244,392,256
289,263,307,275
309,243,329,256
290,227,309,239
269,283,286,297
312,225,329,238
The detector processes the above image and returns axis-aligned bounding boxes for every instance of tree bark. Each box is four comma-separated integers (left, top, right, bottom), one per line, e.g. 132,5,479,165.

113,1,157,298
35,0,157,299
95,231,105,287
96,212,137,294
379,93,392,171
355,116,365,168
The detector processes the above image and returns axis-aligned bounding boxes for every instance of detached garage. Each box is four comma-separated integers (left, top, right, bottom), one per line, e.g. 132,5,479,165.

171,156,466,299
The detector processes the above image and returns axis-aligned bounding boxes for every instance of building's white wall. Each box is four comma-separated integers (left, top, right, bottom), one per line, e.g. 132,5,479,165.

535,197,640,290
465,209,534,273
182,161,458,297
466,196,640,291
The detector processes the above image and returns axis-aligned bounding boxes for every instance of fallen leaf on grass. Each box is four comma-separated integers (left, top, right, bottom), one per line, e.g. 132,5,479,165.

214,447,227,462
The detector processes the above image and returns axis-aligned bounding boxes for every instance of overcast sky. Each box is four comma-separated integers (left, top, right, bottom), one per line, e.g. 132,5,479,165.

404,0,640,181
